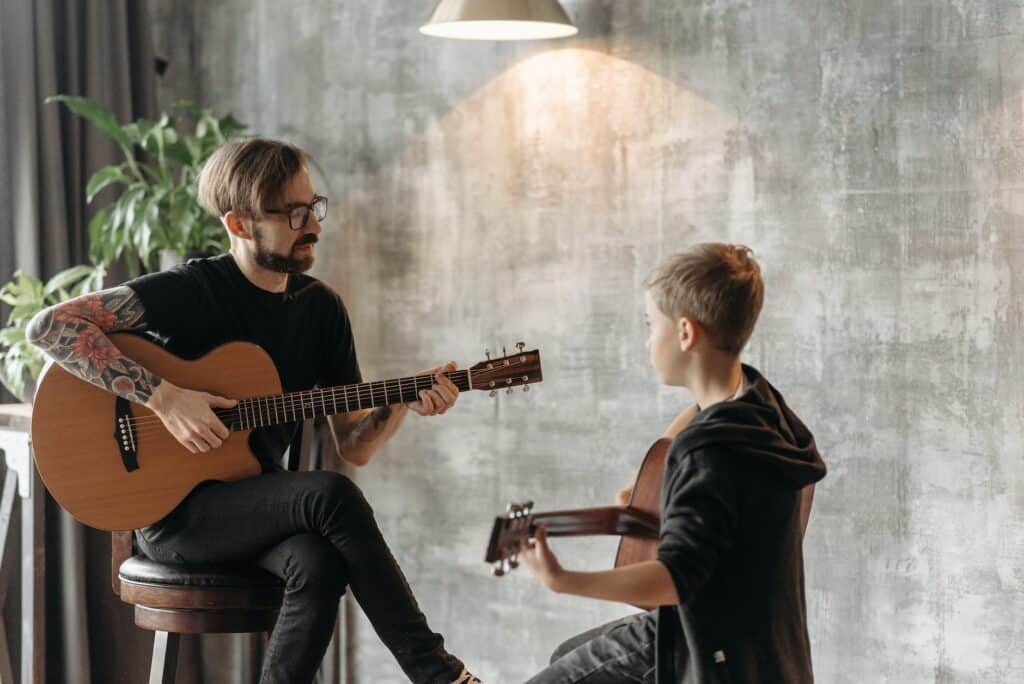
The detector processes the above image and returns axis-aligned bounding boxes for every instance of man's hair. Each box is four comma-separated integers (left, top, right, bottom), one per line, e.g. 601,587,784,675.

645,243,764,356
197,138,307,217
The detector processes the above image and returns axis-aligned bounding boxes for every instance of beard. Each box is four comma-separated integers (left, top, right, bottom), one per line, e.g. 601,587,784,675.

252,226,317,274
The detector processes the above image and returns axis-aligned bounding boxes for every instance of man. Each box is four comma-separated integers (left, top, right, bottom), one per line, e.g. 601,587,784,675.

28,138,482,684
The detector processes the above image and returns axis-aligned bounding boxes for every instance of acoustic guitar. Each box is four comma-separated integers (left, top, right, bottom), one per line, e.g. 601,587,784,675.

484,438,670,582
31,333,542,531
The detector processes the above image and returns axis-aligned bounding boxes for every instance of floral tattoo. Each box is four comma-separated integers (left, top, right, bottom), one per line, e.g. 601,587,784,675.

27,286,162,403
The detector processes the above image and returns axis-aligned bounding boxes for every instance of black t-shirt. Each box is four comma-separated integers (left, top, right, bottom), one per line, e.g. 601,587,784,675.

126,254,361,473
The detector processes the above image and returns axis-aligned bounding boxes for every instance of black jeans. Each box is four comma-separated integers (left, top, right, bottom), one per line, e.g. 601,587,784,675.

136,470,464,684
525,611,657,683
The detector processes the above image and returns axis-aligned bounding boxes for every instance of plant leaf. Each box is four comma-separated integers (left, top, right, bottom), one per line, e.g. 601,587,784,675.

86,165,129,202
43,265,94,295
46,95,130,148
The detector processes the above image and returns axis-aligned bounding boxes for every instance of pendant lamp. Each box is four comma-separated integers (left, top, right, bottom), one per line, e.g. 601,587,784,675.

420,0,578,41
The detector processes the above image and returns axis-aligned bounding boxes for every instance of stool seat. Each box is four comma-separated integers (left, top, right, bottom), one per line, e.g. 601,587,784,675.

119,556,284,589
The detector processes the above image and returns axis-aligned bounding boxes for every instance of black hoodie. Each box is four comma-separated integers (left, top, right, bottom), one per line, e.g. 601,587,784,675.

655,364,826,684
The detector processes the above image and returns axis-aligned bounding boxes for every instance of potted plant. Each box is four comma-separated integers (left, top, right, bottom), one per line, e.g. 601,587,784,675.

0,99,250,401
46,96,248,272
0,265,105,401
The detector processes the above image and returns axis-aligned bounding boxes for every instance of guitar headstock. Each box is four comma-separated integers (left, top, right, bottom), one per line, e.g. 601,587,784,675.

484,500,536,576
469,343,542,397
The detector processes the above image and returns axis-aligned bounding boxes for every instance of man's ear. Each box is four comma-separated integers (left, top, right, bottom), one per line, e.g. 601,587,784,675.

678,316,699,352
222,211,252,239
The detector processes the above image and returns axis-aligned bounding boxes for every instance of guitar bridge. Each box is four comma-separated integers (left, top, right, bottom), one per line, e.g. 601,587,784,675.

114,397,139,472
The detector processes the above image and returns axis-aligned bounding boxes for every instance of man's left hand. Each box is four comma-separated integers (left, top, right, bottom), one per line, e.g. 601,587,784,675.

407,361,459,416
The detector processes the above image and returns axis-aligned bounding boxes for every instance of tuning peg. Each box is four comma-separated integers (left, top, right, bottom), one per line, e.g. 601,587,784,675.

493,562,506,577
502,345,507,357
516,342,525,352
489,390,497,398
485,348,491,360
523,385,530,393
509,554,520,570
506,387,513,395
524,501,534,513
506,502,518,515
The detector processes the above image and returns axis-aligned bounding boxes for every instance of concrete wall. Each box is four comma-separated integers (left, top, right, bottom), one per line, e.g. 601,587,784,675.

152,1,1024,681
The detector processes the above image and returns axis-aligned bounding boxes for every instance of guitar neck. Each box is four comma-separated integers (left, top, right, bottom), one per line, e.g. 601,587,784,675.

218,370,473,430
530,506,659,539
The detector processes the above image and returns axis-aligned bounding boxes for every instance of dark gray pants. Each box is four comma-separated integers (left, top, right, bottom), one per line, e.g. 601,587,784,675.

525,611,658,683
136,470,463,684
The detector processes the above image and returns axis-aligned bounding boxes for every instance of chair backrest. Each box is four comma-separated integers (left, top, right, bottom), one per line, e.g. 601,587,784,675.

111,420,316,596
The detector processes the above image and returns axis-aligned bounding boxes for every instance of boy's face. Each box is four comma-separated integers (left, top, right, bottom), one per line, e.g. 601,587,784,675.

644,290,687,386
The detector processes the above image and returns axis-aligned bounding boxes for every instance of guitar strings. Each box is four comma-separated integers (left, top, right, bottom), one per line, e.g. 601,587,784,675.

121,354,534,430
123,362,532,436
121,370,472,430
121,368,527,437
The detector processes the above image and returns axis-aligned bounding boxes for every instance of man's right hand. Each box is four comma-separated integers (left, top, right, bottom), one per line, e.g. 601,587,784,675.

146,382,238,454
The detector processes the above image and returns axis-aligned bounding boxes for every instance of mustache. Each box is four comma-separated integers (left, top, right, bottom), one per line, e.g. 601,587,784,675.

294,235,319,248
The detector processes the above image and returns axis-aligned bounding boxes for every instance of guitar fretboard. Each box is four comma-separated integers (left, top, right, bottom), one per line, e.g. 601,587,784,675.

215,370,472,430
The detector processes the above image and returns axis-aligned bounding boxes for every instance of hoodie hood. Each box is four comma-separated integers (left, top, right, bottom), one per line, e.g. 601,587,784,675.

673,364,826,489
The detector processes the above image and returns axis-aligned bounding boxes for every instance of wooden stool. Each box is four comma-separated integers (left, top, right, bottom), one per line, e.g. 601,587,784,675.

111,421,325,683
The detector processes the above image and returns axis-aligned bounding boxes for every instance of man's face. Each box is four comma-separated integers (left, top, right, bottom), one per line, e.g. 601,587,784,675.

644,290,685,385
251,168,322,274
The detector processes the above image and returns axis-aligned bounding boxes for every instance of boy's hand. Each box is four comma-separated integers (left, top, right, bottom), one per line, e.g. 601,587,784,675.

407,361,459,416
615,469,639,505
520,526,566,591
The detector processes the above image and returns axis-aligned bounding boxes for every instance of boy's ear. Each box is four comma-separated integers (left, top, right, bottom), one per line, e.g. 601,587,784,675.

223,211,252,239
678,316,699,352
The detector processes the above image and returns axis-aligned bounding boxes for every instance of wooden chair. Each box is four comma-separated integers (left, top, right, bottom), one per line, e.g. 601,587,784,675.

111,421,317,683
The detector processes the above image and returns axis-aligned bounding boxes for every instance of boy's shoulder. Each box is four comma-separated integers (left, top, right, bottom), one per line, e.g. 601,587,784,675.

665,368,826,490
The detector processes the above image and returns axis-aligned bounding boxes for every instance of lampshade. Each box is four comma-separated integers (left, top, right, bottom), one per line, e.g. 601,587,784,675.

420,0,578,41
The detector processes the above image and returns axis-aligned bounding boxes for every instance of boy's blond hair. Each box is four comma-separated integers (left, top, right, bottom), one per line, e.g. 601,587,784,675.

646,243,764,356
197,138,307,218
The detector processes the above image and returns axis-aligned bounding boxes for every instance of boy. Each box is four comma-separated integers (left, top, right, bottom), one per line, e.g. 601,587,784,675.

521,243,826,683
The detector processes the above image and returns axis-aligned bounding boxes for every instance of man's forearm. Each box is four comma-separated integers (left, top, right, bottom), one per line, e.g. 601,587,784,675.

333,404,410,466
549,560,680,607
27,288,161,404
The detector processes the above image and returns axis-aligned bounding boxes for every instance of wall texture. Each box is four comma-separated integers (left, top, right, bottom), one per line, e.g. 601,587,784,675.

152,1,1024,681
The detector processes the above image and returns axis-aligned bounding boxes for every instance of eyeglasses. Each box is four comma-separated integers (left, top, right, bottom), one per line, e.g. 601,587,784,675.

263,195,328,230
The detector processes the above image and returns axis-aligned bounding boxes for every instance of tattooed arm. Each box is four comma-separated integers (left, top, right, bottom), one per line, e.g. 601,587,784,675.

326,361,461,467
27,286,235,454
27,286,159,403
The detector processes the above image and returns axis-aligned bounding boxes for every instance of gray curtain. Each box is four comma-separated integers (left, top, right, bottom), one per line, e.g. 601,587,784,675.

0,2,203,682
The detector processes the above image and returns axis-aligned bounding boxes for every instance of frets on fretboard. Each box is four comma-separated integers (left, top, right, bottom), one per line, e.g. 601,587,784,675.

217,370,472,430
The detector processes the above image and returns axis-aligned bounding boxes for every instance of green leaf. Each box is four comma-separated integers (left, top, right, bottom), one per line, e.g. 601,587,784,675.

46,95,130,148
175,100,205,117
43,265,94,295
218,114,247,138
86,165,129,202
164,140,192,166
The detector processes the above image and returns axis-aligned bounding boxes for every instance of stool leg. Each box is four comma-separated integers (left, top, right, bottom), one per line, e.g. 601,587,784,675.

150,631,180,684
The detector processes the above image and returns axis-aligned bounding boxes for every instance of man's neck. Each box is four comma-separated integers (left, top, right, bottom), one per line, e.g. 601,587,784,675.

229,249,289,293
688,357,744,411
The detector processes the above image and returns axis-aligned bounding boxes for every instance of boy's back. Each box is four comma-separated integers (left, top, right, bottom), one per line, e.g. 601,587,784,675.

657,364,825,683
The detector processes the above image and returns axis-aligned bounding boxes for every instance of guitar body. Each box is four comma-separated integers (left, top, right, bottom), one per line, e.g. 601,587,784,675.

614,438,669,569
31,334,278,531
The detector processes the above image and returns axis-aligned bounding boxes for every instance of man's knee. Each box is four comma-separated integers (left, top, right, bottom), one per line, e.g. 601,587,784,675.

281,533,348,597
309,473,370,505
